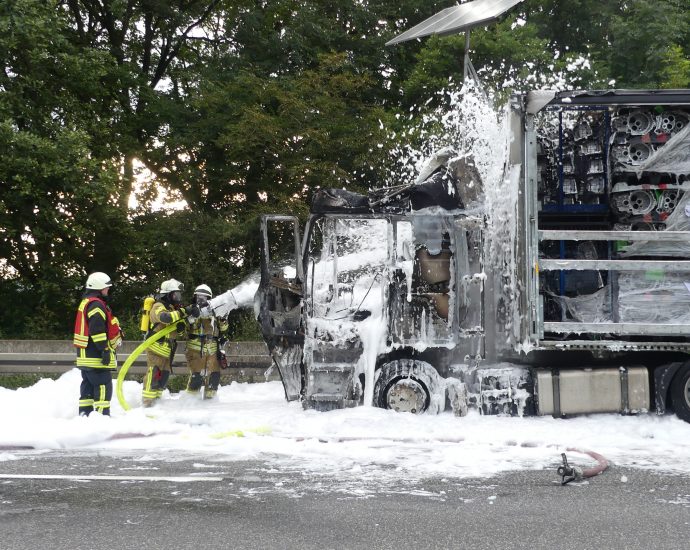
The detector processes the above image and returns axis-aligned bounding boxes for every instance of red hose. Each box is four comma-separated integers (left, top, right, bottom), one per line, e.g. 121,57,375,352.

566,447,609,479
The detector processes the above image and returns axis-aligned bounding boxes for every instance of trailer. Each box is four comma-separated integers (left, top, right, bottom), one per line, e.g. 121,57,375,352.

254,89,690,421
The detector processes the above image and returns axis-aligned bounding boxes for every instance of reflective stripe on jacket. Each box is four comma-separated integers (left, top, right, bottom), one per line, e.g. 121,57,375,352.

74,296,121,349
186,316,228,355
147,301,185,359
73,294,121,370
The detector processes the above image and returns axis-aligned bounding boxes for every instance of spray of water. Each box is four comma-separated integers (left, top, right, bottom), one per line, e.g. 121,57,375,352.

320,83,522,403
206,272,260,318
386,82,521,349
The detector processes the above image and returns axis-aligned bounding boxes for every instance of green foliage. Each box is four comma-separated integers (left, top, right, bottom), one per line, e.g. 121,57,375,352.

118,313,144,343
227,309,262,342
0,373,60,390
660,45,690,88
0,372,186,392
164,375,189,394
607,0,690,88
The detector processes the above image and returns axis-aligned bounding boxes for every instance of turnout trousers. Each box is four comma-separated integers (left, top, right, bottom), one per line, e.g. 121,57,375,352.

185,351,221,398
142,351,172,406
79,368,113,416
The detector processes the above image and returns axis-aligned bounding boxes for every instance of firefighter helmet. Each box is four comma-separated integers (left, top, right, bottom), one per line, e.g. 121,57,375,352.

194,284,213,298
159,279,184,293
85,272,113,290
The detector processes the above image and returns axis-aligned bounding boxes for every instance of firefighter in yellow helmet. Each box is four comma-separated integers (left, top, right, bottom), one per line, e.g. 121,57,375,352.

185,284,229,399
73,272,123,416
142,279,199,407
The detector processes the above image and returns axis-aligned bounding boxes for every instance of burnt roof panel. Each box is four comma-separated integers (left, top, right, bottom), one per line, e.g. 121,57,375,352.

386,0,525,46
546,89,690,108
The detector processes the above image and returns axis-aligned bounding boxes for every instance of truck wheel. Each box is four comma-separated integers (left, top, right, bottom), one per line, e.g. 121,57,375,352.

373,360,442,414
670,367,690,423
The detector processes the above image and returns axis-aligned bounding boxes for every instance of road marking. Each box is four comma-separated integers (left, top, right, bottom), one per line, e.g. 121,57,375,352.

0,474,223,482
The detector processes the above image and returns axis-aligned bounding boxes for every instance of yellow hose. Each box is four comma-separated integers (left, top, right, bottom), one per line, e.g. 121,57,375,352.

116,323,180,411
209,426,272,439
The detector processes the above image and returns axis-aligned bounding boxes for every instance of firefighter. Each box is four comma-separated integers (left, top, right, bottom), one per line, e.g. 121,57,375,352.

73,272,122,416
185,284,229,399
142,279,199,407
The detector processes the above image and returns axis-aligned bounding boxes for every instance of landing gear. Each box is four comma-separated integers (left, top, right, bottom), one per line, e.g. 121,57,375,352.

670,366,690,423
373,359,443,414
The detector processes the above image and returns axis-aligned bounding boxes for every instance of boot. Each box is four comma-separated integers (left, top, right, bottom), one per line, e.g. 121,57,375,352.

187,372,203,393
79,398,94,417
204,372,221,399
207,371,220,391
158,369,171,391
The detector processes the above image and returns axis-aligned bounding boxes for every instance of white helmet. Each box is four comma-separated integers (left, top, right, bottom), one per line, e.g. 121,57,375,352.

85,272,113,290
194,284,213,298
159,279,184,293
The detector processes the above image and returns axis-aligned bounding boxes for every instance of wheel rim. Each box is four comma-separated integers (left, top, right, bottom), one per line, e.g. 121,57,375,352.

385,379,428,413
684,377,690,407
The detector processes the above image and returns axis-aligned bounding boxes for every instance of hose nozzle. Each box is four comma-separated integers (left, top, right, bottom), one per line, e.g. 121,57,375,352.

557,453,583,485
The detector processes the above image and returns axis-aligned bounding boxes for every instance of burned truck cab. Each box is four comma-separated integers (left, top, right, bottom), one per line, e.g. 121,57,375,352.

257,174,485,414
257,88,690,422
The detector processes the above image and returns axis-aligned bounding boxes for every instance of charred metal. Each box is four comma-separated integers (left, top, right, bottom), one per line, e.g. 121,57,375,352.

256,89,690,422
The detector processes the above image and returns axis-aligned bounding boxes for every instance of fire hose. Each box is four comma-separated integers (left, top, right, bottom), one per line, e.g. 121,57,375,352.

557,448,609,485
116,323,179,411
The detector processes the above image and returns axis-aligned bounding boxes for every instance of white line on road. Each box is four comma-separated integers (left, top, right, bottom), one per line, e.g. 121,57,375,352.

0,474,224,482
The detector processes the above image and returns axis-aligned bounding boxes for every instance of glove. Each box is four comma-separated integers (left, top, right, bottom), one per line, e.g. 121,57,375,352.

184,304,201,318
218,349,229,370
101,349,111,366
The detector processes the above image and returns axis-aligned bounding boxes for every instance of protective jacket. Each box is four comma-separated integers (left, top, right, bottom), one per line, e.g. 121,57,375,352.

73,292,122,369
147,299,186,359
187,316,228,356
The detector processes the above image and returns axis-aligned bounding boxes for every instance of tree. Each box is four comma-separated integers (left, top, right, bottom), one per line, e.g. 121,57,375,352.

0,0,121,336
660,45,690,88
141,1,437,271
607,0,690,88
2,0,689,339
0,0,231,336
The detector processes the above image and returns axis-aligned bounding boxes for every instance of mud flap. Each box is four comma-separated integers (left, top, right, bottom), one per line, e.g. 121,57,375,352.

272,344,303,401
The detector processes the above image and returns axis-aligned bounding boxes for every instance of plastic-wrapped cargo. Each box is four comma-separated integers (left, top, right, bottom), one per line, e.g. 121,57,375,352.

618,190,690,257
557,272,690,326
618,272,690,324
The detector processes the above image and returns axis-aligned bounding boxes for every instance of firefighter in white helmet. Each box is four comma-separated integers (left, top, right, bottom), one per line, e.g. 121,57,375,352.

185,284,229,399
142,278,199,407
73,272,122,416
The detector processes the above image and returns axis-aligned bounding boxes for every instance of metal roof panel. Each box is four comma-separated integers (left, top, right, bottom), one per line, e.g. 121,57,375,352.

386,0,525,46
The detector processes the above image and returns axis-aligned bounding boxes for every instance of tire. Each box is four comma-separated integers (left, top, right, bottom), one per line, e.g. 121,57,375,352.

373,359,443,414
670,366,690,423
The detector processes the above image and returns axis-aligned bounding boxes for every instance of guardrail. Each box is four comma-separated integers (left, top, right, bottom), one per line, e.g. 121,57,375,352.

0,340,273,376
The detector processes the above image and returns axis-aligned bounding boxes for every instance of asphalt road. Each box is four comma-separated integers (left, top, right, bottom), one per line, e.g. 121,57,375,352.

1,450,689,550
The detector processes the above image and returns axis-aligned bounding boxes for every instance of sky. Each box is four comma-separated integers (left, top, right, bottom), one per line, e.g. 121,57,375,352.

2,371,690,483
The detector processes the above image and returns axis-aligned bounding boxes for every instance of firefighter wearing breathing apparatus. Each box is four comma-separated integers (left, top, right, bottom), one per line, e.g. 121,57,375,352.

185,284,229,399
73,272,123,416
142,279,199,407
